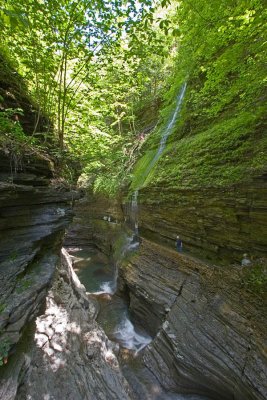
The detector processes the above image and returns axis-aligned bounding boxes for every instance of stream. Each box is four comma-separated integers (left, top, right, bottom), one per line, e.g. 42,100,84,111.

65,83,210,399
68,244,209,400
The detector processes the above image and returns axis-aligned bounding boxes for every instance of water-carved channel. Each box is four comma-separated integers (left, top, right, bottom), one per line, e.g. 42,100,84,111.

67,244,209,400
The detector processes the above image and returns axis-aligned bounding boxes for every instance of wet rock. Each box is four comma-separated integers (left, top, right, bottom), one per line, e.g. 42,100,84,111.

138,179,267,263
0,149,79,396
64,191,124,254
120,239,267,400
11,249,131,400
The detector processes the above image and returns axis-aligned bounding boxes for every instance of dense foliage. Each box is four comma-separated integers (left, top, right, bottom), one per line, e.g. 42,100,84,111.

0,0,173,192
131,0,267,191
0,0,266,194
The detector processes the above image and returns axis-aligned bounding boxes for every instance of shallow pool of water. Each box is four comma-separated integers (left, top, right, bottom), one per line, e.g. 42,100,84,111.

69,247,115,293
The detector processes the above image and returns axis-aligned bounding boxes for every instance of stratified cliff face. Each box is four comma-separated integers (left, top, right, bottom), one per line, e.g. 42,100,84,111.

137,174,267,264
0,153,133,400
119,239,267,400
65,189,124,254
65,187,267,400
0,149,76,392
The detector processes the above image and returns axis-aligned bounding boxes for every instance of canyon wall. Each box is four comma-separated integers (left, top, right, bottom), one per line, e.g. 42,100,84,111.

0,149,74,396
137,174,267,264
69,188,267,400
0,153,132,400
65,189,124,254
120,239,267,400
0,149,76,353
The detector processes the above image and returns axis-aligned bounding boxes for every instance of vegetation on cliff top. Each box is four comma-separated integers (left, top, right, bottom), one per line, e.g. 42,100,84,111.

131,0,267,191
0,0,170,190
0,0,266,193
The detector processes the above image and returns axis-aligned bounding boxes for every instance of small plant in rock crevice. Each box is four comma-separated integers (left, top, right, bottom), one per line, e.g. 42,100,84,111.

8,250,19,262
0,336,11,367
241,261,267,295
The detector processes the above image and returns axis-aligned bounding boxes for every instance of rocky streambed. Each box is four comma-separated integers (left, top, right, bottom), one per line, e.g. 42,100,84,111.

13,248,132,400
65,241,211,400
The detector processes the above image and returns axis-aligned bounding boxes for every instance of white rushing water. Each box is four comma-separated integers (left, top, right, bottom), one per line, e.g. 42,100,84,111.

113,312,151,353
94,232,138,295
96,281,115,295
132,190,139,234
127,190,139,236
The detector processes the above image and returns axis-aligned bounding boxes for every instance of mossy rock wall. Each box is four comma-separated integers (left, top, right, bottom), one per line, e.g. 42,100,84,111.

136,174,267,263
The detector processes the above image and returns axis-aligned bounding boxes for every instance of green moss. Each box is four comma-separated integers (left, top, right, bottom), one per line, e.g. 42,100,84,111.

131,108,266,190
8,250,18,261
0,336,10,367
129,1,266,193
241,262,267,295
130,148,158,190
0,303,6,314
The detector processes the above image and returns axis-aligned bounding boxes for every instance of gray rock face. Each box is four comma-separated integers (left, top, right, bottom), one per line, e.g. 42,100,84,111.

0,150,78,357
10,249,131,400
58,184,267,400
0,149,75,392
64,190,124,255
0,151,132,400
120,239,267,400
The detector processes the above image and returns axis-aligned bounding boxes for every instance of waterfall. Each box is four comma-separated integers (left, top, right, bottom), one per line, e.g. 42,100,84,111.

73,83,186,355
131,190,139,235
97,232,138,295
143,82,187,181
128,82,187,240
113,311,151,353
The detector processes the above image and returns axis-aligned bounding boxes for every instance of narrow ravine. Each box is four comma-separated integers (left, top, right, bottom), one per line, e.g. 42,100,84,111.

67,242,152,353
66,243,209,400
1,1,266,398
61,98,219,397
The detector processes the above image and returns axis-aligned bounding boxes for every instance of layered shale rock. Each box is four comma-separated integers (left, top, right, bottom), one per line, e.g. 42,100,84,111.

0,149,77,350
120,239,267,400
65,188,124,254
11,249,131,400
0,151,134,399
138,174,267,264
0,148,78,395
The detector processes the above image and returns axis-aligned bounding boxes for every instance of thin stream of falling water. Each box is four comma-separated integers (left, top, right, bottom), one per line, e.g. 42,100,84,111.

142,82,187,184
109,83,188,348
129,82,187,239
132,190,139,235
96,83,188,350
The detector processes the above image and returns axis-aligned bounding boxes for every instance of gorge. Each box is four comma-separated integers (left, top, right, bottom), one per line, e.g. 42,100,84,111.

0,0,267,399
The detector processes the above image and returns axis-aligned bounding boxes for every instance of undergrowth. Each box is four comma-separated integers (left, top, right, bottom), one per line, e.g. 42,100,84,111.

241,261,267,295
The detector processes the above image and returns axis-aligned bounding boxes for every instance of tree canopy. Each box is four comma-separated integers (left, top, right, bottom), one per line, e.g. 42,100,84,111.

0,0,266,194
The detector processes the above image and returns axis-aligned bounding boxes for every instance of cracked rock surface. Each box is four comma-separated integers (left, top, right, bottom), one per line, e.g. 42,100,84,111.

120,239,267,400
1,249,131,400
